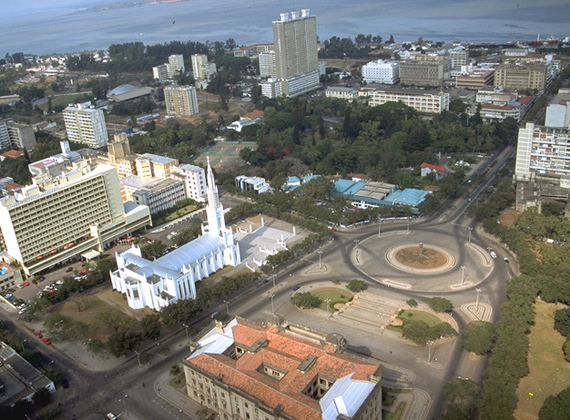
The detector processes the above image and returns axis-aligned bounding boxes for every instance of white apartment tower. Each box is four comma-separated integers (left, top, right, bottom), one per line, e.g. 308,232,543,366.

271,9,320,97
0,158,151,275
63,102,109,149
170,164,207,202
258,51,276,78
164,85,199,116
167,54,185,78
191,54,208,80
362,60,400,84
153,64,169,82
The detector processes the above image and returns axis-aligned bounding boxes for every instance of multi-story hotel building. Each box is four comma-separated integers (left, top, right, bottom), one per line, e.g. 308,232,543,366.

63,102,109,149
258,51,276,78
268,9,320,98
455,69,495,90
514,122,570,212
164,85,199,116
362,60,400,84
494,63,548,91
0,120,36,151
170,164,207,202
368,89,450,114
0,153,151,275
183,317,383,420
120,176,186,214
152,64,169,82
168,54,185,78
135,153,178,180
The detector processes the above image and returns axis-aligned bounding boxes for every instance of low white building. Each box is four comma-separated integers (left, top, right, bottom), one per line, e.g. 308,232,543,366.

111,158,241,311
362,60,400,84
368,89,450,114
325,87,358,100
235,175,270,194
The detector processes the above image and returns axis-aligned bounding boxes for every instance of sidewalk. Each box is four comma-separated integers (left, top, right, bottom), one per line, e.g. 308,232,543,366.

153,371,211,420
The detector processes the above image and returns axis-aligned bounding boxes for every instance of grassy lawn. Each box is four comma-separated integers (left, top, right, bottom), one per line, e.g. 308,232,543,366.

153,203,201,225
38,92,92,110
398,310,442,326
170,374,186,388
514,301,570,420
311,287,353,312
383,402,406,420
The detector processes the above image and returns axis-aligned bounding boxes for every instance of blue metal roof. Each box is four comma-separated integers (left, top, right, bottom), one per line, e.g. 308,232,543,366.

335,179,366,196
385,188,429,207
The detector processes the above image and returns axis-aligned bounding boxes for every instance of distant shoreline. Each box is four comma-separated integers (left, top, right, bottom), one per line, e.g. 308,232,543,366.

79,0,190,14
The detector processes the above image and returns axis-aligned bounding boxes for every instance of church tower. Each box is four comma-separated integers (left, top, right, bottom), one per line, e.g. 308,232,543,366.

205,157,227,237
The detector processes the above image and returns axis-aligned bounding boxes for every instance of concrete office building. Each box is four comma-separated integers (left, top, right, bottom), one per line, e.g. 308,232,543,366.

120,176,186,214
514,122,570,212
449,48,469,68
400,60,445,87
105,133,138,179
368,89,450,114
164,85,199,116
63,102,109,149
0,120,36,151
544,88,570,128
153,64,169,82
270,9,320,97
170,164,207,202
258,51,276,78
455,69,495,90
135,153,178,180
0,155,151,275
111,158,240,310
362,60,400,84
183,317,383,420
494,63,548,91
168,54,185,78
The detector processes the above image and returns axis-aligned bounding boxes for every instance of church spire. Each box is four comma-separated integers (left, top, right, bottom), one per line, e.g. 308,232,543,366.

205,156,225,235
207,156,220,208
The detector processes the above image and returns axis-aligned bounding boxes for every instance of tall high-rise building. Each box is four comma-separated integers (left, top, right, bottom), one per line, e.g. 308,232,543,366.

63,102,109,149
270,9,320,97
152,64,169,82
164,85,199,116
191,54,208,80
0,120,37,151
167,54,185,78
258,50,276,78
0,155,151,275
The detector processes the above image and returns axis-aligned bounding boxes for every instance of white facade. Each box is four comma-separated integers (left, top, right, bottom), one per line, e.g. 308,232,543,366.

63,102,109,149
153,64,169,82
170,164,207,202
0,161,151,275
260,78,282,99
325,87,358,100
0,120,36,151
362,60,400,84
191,54,208,80
545,103,570,128
168,54,185,78
111,158,240,311
235,175,270,194
368,90,450,114
121,176,186,214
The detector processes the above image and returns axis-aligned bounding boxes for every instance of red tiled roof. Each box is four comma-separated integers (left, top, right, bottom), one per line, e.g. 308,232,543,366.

188,319,380,420
420,162,445,171
243,110,264,120
4,183,21,190
1,150,25,159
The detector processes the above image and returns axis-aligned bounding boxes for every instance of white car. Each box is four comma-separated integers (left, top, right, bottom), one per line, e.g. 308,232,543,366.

490,251,497,258
107,414,117,420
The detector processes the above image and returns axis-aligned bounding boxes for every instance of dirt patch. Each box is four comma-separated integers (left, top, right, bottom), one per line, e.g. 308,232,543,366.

394,246,447,269
514,301,570,420
498,209,518,227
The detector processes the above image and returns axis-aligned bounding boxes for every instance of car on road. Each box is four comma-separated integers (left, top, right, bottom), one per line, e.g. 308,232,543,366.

263,279,269,284
107,414,117,420
490,251,497,258
504,257,509,264
34,330,42,338
39,276,45,282
292,286,301,291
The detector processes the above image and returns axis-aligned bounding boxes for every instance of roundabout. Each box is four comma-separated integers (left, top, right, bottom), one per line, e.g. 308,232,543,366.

352,230,493,293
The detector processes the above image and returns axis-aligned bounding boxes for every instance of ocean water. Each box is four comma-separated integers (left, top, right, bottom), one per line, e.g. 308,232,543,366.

1,0,569,56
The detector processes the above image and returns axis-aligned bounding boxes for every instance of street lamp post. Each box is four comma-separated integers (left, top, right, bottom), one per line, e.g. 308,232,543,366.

461,266,466,286
119,394,128,414
378,219,382,236
325,298,331,318
318,249,322,270
270,294,275,315
48,360,54,370
223,300,230,315
182,323,190,344
427,341,434,363
476,288,482,311
468,227,473,245
21,339,27,352
134,350,141,367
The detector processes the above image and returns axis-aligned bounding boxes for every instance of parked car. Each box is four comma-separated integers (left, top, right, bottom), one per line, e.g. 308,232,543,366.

292,285,301,291
39,276,46,282
504,257,509,264
42,337,51,345
66,267,74,272
34,331,43,338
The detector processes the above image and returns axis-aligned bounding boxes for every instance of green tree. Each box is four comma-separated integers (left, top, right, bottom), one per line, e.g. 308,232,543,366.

461,321,496,355
107,331,141,357
554,308,570,336
32,387,51,407
170,364,182,376
141,240,167,260
141,314,161,340
402,320,432,345
563,338,570,362
290,292,322,309
539,386,570,420
21,349,43,367
347,279,367,293
428,297,453,313
442,377,480,420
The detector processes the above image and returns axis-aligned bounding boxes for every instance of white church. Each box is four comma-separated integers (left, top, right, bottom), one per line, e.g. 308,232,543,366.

111,158,241,311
